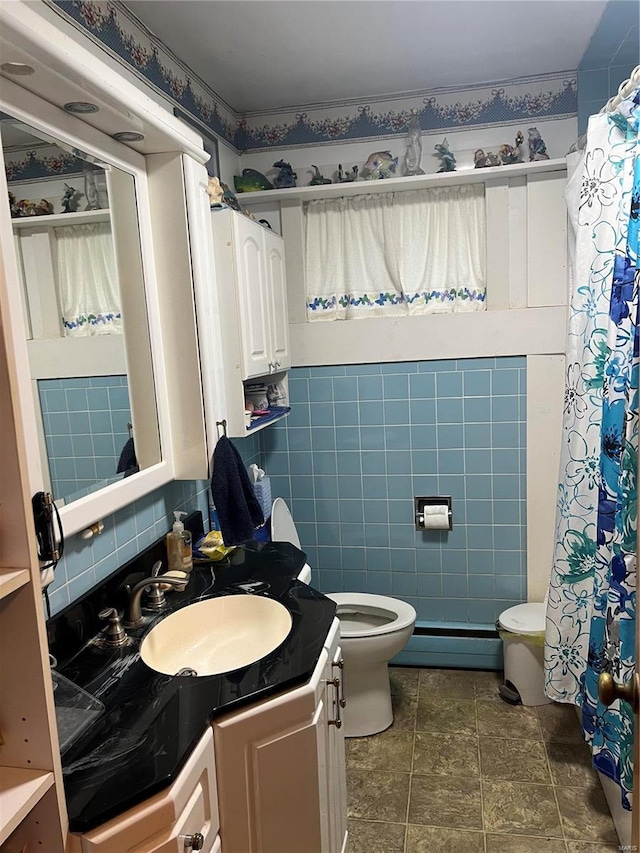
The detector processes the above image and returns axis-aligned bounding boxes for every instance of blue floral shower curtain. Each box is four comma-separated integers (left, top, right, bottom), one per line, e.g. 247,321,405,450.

545,88,640,810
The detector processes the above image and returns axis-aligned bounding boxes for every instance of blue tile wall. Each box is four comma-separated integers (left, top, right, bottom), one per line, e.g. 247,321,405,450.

48,431,260,615
262,358,527,627
39,376,132,502
48,479,210,615
578,1,639,135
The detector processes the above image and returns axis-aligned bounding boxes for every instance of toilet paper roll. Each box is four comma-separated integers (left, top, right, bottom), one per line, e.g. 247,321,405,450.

420,505,450,529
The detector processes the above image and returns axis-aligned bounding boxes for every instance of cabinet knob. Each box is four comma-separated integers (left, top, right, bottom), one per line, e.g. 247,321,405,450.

183,832,204,851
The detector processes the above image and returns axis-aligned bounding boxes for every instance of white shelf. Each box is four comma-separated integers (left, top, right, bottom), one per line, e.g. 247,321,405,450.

234,157,567,204
11,208,110,229
0,767,54,844
246,410,290,435
0,568,30,602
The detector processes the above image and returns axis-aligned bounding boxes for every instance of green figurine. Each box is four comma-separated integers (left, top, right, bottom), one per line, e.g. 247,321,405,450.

233,168,274,193
309,165,332,186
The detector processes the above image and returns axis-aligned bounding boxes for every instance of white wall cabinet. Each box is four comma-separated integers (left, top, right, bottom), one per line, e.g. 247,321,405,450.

227,211,291,380
212,618,347,853
71,728,220,853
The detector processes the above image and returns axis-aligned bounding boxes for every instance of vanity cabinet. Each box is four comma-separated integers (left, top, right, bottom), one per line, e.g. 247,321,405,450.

71,728,220,853
212,618,347,853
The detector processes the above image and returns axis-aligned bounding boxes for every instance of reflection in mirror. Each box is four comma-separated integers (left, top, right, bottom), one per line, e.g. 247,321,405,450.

2,115,161,506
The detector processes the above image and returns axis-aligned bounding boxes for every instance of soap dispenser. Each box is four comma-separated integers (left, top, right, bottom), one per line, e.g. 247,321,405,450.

166,511,193,573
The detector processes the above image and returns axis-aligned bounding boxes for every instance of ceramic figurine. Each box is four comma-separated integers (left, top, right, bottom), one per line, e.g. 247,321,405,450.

498,144,517,165
485,151,501,167
233,168,274,193
474,149,488,169
337,164,359,183
499,131,525,166
221,181,242,211
34,198,53,215
8,191,19,217
83,165,102,210
433,138,456,172
403,111,424,176
514,131,525,162
273,160,297,189
309,165,331,186
363,151,398,180
61,183,79,213
528,127,550,161
206,176,225,206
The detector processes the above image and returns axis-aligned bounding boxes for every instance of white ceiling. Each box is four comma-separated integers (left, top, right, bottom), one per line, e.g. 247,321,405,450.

125,0,607,113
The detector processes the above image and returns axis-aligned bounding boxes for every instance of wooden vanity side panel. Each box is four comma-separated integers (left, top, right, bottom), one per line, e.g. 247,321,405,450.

76,728,218,853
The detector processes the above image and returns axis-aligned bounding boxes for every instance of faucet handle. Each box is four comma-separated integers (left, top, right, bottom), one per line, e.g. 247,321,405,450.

151,561,163,578
98,607,128,649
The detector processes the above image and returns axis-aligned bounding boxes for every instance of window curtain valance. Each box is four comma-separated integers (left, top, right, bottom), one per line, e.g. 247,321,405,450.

305,184,486,321
54,222,122,336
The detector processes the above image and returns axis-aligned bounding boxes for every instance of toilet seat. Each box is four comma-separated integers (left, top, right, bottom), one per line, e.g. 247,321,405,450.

327,593,416,638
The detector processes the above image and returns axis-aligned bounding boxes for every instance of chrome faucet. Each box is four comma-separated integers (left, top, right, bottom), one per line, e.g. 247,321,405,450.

125,561,186,629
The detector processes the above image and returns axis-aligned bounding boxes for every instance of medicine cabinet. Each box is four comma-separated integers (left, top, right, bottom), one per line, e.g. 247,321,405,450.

0,1,210,536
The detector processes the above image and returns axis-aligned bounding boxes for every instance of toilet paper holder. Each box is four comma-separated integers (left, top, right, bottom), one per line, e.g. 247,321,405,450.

414,496,453,531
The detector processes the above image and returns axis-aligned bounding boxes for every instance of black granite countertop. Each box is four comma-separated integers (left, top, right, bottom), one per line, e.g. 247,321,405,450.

50,541,335,832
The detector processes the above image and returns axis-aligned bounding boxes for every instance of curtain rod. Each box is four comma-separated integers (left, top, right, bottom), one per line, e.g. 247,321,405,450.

600,64,640,114
570,64,640,154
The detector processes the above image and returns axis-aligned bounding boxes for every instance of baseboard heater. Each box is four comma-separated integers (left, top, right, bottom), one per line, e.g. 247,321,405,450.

391,621,503,671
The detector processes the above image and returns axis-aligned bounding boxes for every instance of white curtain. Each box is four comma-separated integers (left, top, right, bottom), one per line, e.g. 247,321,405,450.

305,184,486,321
55,222,122,336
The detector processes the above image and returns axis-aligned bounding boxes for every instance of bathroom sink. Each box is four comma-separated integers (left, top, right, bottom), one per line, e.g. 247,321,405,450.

140,595,292,677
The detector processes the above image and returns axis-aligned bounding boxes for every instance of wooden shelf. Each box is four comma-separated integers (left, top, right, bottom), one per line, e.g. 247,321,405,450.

234,157,567,204
0,568,30,602
11,208,110,229
0,767,54,844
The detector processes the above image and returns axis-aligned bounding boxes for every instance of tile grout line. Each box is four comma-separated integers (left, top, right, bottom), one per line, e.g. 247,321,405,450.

474,687,488,853
538,710,570,853
404,670,420,853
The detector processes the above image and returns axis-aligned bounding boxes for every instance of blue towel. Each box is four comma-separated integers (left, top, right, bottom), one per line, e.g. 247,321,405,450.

211,436,264,545
116,437,139,478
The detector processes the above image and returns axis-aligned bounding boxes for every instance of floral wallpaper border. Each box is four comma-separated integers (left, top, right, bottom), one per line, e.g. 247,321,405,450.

4,144,85,182
50,0,578,154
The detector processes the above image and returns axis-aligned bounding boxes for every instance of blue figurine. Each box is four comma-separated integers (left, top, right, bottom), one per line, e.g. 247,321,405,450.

527,127,550,161
273,160,297,189
61,183,78,213
433,138,456,173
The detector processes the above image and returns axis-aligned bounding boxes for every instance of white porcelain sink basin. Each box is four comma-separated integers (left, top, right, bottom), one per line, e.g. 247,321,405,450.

140,595,292,677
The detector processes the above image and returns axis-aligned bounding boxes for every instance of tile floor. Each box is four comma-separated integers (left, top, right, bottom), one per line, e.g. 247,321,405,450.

346,667,621,853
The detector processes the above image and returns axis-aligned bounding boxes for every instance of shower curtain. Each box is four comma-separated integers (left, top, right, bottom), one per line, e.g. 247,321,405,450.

545,88,640,809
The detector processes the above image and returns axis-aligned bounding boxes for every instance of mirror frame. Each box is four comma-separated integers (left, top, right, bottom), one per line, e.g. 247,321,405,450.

0,78,175,536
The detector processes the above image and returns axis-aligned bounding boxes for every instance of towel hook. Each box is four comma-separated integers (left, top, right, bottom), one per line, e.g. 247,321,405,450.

216,419,227,438
127,422,133,437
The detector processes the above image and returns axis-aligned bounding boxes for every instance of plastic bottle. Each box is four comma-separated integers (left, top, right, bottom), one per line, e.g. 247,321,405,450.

166,511,193,573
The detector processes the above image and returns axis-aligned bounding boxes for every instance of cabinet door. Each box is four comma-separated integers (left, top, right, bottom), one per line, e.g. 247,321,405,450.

263,228,290,372
214,649,329,853
327,642,348,853
232,216,271,379
78,728,219,853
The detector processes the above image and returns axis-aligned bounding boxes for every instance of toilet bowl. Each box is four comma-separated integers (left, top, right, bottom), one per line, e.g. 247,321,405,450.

271,498,416,737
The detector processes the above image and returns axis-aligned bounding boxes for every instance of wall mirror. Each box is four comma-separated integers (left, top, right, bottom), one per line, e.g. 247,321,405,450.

0,82,174,537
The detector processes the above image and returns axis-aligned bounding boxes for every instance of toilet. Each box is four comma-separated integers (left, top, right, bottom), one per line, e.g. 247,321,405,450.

271,498,416,737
